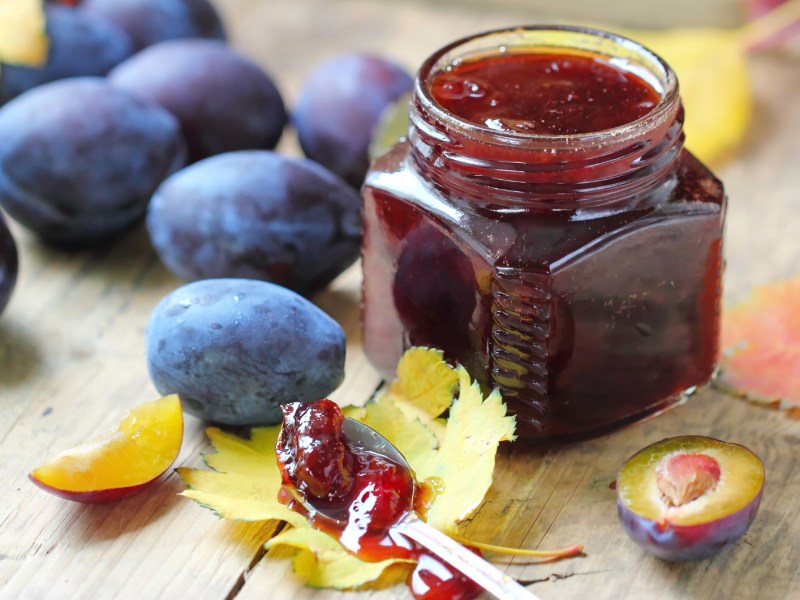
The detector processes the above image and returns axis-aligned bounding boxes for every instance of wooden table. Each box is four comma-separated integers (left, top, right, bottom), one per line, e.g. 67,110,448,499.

2,1,799,598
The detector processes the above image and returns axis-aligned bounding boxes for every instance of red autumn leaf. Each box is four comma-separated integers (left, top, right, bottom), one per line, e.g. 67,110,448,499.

717,277,800,414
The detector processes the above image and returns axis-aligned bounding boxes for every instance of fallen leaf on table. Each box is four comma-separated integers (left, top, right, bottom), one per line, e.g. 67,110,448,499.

266,527,414,590
178,427,306,526
716,277,800,414
0,0,48,67
415,367,516,533
178,347,521,591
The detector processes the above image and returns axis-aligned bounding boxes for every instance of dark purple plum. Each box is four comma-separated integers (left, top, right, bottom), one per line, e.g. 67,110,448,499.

0,214,18,316
293,53,413,187
82,0,225,51
617,436,765,561
146,278,346,425
0,5,133,104
147,151,361,296
0,78,185,245
109,39,286,162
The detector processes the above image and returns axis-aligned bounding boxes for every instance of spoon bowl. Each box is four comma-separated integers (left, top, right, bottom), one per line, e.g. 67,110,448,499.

299,418,540,600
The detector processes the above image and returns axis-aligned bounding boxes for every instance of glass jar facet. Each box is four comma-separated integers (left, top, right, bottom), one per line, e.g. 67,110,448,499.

362,27,725,440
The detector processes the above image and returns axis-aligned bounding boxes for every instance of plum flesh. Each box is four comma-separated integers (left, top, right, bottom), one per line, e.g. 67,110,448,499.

616,435,764,561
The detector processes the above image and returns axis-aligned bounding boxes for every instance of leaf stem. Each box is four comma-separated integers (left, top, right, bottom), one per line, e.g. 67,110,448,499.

449,534,584,560
738,0,800,51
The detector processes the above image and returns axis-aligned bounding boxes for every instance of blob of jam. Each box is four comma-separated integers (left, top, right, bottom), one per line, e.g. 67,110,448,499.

362,26,725,440
276,400,482,600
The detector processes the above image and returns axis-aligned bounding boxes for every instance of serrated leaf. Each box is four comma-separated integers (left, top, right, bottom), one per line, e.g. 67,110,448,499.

266,527,413,590
0,0,48,67
419,367,516,533
388,346,459,419
716,277,800,413
178,468,307,526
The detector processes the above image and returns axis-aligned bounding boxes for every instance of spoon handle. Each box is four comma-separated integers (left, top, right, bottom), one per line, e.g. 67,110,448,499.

396,514,541,600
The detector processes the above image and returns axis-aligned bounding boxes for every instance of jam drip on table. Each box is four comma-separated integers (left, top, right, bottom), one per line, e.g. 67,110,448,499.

276,400,482,600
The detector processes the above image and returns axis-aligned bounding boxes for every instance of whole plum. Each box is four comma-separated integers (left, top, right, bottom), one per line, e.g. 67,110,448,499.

146,278,346,426
0,5,133,104
0,214,18,316
82,0,225,51
294,53,413,187
0,78,185,245
147,151,361,296
109,39,286,162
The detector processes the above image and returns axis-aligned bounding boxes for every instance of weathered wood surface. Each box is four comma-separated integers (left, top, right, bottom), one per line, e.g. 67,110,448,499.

2,1,799,598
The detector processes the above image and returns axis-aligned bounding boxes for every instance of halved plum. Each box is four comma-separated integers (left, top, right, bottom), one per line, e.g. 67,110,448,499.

29,395,183,503
616,435,764,561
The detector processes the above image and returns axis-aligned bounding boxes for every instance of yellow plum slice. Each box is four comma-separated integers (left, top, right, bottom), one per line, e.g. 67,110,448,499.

29,395,183,503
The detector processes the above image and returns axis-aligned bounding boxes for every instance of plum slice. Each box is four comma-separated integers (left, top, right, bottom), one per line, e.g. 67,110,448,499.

616,435,764,561
29,395,184,503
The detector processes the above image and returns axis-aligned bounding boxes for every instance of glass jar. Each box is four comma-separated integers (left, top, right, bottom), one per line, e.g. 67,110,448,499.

361,26,725,440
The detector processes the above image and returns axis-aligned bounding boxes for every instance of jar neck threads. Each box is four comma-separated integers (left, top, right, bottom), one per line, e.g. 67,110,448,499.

408,26,684,209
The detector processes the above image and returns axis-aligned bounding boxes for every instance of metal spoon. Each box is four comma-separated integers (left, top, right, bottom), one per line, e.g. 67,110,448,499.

301,418,541,600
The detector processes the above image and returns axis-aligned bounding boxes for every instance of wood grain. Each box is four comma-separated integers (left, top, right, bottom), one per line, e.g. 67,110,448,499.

1,0,799,599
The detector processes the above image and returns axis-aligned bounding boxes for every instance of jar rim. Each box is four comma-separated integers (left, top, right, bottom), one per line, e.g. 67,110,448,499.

414,25,680,149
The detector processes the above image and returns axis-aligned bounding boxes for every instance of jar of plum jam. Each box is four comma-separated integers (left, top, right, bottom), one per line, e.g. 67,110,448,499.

362,26,725,440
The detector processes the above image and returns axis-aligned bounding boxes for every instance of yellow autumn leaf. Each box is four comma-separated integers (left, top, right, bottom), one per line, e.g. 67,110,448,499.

0,0,48,66
417,367,517,533
178,347,517,591
389,346,458,418
178,426,306,527
178,468,307,526
266,527,414,590
631,28,750,166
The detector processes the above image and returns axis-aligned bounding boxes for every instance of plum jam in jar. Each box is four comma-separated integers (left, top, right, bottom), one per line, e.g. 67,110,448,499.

362,27,725,440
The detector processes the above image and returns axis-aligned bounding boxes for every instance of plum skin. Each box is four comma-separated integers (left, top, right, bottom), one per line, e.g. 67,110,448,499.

294,53,413,187
109,39,286,163
82,0,226,52
0,4,133,105
617,487,763,561
147,151,362,296
0,214,18,316
0,78,185,245
146,278,346,426
28,472,165,504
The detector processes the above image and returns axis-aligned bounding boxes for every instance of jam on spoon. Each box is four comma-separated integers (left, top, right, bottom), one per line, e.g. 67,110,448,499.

275,399,537,600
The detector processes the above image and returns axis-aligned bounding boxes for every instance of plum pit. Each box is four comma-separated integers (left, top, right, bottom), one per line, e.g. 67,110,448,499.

655,452,721,508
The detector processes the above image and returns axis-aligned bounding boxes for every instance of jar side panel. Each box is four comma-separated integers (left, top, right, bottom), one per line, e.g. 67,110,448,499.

518,211,723,438
362,172,491,382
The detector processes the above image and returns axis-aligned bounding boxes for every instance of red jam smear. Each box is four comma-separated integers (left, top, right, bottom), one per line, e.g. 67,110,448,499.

431,52,661,134
276,400,482,600
362,48,725,440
